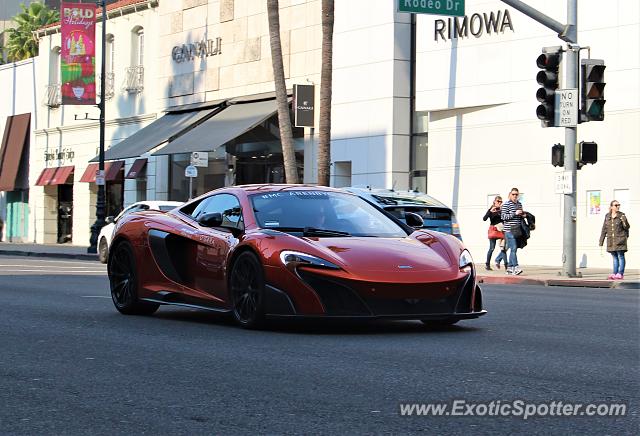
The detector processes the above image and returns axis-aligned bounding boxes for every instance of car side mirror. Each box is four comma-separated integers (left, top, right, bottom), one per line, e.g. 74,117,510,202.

105,216,115,224
197,212,223,228
405,212,424,228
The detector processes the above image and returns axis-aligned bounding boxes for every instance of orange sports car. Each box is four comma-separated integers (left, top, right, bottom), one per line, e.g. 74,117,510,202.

108,184,485,328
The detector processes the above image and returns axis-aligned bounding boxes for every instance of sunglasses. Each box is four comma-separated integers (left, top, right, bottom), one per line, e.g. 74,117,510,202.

613,204,621,207
510,193,519,196
496,200,503,203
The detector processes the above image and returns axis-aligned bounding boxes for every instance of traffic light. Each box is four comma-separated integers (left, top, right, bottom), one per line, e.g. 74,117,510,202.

580,59,606,122
552,143,564,167
579,141,597,166
536,48,561,127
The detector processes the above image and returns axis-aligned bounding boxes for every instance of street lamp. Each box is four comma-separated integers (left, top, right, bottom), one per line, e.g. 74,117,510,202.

88,0,107,254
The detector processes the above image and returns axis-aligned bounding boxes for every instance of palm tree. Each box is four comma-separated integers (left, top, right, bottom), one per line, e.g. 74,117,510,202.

317,0,334,186
5,2,59,62
267,0,299,184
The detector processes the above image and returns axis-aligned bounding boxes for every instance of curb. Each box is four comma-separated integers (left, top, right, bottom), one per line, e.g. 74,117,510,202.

479,275,638,289
0,250,98,262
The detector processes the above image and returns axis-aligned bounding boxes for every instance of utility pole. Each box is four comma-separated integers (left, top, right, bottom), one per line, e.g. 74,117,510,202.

501,0,579,277
88,0,107,254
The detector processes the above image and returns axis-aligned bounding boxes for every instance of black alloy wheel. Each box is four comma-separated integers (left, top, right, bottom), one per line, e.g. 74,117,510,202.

98,237,109,264
108,241,158,315
229,251,266,329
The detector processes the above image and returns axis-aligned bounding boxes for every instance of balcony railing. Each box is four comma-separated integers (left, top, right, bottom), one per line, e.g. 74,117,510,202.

43,84,61,108
123,65,144,93
97,72,115,100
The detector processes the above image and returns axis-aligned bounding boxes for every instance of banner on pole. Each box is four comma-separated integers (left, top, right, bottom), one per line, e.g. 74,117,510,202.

61,2,96,105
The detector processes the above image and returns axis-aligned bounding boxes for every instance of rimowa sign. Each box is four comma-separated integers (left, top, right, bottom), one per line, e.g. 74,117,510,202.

434,9,514,41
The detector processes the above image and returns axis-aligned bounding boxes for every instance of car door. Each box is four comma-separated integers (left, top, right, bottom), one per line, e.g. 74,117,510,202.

187,194,244,303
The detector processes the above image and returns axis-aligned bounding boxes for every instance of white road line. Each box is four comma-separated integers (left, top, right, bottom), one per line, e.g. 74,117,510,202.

0,265,104,269
0,258,100,264
81,296,111,298
0,269,106,273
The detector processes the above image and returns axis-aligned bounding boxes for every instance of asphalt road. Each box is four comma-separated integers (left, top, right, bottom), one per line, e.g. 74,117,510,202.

0,255,638,435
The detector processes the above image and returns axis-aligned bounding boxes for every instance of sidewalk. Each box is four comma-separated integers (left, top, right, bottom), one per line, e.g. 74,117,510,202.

476,263,639,290
0,241,637,289
0,241,98,261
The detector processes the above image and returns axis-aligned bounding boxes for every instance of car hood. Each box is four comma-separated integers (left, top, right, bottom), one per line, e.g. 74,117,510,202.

302,236,455,273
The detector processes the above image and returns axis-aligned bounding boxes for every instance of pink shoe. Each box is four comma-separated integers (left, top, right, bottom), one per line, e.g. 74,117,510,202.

607,274,616,280
614,273,623,280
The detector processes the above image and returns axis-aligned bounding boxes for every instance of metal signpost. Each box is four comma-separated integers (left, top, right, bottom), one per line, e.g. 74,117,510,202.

185,165,198,200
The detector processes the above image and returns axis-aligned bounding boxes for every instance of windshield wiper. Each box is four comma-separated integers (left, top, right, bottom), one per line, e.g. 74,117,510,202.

303,227,351,237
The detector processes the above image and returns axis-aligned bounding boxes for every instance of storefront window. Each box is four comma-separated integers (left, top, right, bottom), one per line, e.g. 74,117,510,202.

169,153,226,201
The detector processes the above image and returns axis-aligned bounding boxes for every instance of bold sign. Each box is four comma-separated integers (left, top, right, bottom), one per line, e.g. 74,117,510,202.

60,2,96,105
294,84,315,128
172,37,222,63
434,9,513,41
398,0,465,17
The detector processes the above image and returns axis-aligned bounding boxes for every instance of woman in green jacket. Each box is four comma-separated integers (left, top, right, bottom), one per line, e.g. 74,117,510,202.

599,200,631,279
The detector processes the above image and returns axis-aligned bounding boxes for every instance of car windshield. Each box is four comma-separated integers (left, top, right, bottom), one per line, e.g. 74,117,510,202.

250,190,407,237
158,205,176,211
385,206,453,229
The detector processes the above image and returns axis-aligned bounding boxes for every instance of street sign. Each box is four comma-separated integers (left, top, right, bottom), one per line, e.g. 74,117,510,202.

397,0,465,17
294,84,315,127
185,165,198,178
190,151,208,167
95,170,105,186
555,88,578,127
554,171,573,194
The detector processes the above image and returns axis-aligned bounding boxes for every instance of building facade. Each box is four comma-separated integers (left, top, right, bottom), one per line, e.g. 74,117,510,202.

2,0,637,269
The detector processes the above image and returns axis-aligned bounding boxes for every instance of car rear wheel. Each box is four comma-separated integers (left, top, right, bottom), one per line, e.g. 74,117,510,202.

98,237,109,264
229,251,265,329
108,241,159,315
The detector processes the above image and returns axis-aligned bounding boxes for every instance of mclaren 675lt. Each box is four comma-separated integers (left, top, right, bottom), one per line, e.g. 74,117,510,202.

107,184,486,328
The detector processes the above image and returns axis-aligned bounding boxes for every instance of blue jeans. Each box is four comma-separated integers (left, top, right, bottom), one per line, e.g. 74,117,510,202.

611,251,626,275
505,232,518,268
486,239,506,266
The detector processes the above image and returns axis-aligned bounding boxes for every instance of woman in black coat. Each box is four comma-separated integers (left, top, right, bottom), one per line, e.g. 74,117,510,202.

599,200,631,280
483,196,507,270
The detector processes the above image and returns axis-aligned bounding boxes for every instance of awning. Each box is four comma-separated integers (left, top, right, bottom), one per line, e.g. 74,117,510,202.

35,166,74,186
79,161,124,183
90,107,220,162
0,113,30,191
125,158,147,179
50,166,74,185
35,167,57,186
152,99,278,156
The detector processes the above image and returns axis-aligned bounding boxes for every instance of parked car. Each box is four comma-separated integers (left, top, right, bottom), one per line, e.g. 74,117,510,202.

98,201,182,263
343,187,462,240
107,184,485,329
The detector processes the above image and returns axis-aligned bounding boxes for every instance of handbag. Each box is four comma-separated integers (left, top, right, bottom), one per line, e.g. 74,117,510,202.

488,225,504,239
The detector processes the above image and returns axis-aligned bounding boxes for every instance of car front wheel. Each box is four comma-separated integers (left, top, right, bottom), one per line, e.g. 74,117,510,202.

108,241,158,315
229,251,266,329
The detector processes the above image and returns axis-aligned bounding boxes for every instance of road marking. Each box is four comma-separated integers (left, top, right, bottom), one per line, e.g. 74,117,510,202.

0,269,106,273
81,296,111,298
0,258,100,264
0,265,104,269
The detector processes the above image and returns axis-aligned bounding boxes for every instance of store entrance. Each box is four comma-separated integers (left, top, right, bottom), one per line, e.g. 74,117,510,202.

57,184,73,243
235,153,303,185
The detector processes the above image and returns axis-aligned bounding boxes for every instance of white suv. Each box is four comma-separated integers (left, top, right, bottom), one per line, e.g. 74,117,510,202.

97,200,182,263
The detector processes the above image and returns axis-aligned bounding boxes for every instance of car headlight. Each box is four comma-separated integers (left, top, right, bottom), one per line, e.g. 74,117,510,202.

459,249,473,270
280,250,340,269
